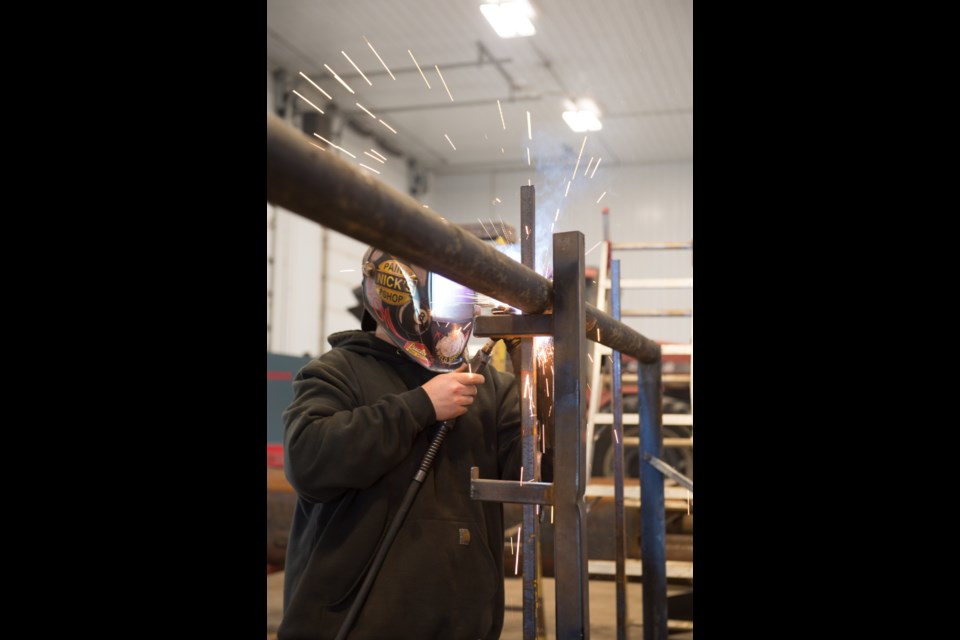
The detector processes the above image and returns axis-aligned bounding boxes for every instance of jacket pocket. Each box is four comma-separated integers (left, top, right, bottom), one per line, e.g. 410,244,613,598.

359,518,499,639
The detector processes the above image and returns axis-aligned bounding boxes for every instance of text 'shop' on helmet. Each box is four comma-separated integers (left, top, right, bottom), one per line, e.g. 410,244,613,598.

361,247,478,371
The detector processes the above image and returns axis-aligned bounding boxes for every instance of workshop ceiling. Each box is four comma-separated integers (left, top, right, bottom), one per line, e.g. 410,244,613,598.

267,0,692,174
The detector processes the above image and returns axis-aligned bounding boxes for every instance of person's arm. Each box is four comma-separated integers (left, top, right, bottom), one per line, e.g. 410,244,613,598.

283,357,432,503
283,354,484,503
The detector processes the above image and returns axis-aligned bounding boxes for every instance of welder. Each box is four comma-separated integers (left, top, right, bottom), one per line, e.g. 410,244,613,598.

279,246,524,640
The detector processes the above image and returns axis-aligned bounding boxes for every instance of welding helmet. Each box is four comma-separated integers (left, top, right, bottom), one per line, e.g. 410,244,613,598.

361,247,477,371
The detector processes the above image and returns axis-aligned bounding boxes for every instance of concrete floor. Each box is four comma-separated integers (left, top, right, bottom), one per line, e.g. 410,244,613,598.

267,570,692,639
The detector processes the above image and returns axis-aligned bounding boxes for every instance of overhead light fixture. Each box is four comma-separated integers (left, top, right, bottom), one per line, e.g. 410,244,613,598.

480,1,536,38
562,98,602,132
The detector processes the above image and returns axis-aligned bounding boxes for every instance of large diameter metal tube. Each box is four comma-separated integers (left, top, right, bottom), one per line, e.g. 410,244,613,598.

267,112,549,314
266,112,660,363
584,309,660,363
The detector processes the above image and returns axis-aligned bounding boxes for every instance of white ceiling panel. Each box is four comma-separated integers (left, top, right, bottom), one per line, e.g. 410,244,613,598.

268,0,692,173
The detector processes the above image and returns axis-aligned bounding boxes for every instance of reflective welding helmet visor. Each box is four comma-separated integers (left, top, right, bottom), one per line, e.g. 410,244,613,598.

361,247,477,371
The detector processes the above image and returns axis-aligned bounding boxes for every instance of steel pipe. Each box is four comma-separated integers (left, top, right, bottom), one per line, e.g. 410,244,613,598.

638,359,667,640
611,241,692,251
643,453,694,493
519,184,543,640
611,260,628,640
266,112,661,364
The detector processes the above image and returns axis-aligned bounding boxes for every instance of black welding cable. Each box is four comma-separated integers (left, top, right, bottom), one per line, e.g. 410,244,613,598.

334,338,500,640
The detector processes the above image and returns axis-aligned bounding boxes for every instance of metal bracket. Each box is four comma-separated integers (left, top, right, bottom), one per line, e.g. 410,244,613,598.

473,313,553,338
470,467,553,505
643,453,693,493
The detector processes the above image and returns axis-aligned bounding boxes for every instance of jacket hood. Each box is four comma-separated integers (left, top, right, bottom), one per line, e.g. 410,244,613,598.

327,329,413,366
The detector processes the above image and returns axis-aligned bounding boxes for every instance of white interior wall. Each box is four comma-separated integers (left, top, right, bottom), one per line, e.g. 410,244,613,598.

424,162,693,344
270,59,692,353
268,66,410,356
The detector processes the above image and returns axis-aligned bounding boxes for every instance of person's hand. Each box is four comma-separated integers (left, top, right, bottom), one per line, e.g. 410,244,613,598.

421,364,484,421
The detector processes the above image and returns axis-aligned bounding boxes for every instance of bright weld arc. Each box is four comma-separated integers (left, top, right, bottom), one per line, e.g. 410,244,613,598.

409,50,431,88
324,63,355,94
590,157,602,178
313,133,356,159
292,90,324,114
341,50,372,85
435,65,454,101
364,36,395,80
571,135,587,181
298,71,332,100
514,524,522,574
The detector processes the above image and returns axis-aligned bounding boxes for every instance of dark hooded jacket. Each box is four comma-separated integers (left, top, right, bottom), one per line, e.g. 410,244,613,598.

278,330,522,640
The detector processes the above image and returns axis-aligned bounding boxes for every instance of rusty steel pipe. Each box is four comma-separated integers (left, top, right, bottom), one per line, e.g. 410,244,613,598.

266,112,660,364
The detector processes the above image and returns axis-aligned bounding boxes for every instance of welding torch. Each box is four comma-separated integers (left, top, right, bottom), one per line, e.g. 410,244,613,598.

413,338,498,482
335,337,501,640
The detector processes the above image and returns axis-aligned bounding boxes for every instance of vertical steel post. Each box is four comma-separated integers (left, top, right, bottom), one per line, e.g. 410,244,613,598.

611,260,627,640
553,231,589,639
520,185,544,640
638,357,667,640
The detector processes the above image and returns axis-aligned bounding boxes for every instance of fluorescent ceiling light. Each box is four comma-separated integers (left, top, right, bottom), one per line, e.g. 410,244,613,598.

562,99,602,132
481,1,536,38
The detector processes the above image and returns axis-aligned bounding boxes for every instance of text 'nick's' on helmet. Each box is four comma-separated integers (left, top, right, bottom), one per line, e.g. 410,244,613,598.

361,247,478,372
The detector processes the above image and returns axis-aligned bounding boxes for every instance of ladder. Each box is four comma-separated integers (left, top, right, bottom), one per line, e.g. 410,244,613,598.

585,239,693,580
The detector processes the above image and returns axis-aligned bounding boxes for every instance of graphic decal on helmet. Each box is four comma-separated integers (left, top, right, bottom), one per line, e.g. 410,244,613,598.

372,259,416,306
361,246,477,372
